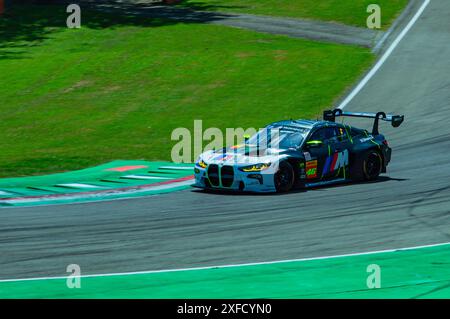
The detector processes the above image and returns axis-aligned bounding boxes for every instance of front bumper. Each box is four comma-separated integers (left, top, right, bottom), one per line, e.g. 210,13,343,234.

193,164,276,193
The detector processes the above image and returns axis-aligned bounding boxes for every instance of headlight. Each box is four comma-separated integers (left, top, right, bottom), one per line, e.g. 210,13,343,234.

196,159,208,169
239,163,271,172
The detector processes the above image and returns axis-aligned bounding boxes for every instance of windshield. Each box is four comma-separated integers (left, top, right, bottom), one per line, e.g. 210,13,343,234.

247,126,308,150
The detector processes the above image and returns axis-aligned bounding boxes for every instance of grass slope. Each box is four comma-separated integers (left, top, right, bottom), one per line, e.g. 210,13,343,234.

177,0,409,29
0,4,373,177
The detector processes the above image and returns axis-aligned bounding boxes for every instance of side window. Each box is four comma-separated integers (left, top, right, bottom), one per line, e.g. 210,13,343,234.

309,127,337,144
336,126,349,142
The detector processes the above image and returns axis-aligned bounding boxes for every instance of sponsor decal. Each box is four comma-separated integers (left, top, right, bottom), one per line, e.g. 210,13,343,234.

360,137,374,143
306,160,318,179
213,153,234,162
303,152,312,161
323,149,349,175
299,163,306,180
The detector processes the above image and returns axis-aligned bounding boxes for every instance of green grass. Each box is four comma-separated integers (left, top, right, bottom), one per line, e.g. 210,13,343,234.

0,4,373,178
177,0,409,29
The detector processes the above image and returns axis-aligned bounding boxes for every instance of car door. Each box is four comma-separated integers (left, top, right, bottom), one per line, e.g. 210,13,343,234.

326,125,351,179
302,127,337,180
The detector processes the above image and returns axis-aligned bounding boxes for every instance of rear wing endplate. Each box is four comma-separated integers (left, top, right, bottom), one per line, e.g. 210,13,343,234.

323,109,404,135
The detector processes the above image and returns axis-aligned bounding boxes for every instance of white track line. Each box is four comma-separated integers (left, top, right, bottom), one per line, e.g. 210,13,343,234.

56,183,103,189
121,175,171,180
1,241,448,283
337,0,430,110
159,166,194,170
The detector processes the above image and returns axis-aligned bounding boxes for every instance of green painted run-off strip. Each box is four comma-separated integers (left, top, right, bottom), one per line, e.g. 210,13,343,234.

0,161,194,207
1,243,449,298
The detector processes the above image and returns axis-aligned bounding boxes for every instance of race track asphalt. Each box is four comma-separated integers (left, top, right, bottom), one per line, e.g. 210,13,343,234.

1,0,449,280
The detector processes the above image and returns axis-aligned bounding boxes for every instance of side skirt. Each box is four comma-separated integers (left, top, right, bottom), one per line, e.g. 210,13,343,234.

305,178,348,188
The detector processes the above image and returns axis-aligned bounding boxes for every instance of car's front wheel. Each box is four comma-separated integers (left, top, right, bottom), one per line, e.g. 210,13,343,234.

274,161,295,192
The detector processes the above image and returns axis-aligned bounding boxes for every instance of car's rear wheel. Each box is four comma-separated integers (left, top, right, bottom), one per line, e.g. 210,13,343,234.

363,151,383,181
351,150,382,181
274,161,295,192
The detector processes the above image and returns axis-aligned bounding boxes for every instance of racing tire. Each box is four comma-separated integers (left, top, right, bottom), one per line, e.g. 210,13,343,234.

274,161,295,193
351,150,383,182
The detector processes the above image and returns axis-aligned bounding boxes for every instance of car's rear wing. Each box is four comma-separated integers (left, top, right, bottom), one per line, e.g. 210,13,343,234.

323,109,404,135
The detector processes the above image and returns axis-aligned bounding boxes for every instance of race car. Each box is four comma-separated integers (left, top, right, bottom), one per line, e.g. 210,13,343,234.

193,109,404,193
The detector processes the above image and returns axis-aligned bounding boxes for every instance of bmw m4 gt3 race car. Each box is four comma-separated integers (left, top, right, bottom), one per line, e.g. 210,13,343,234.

193,109,404,193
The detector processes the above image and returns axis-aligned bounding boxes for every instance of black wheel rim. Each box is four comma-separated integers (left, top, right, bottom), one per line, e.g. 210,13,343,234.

275,164,293,190
365,152,381,178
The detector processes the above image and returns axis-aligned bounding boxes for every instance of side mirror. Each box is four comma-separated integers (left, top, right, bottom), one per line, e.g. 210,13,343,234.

306,140,323,148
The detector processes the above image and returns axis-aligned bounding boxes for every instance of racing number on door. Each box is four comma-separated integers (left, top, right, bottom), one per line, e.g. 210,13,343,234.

306,160,318,179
